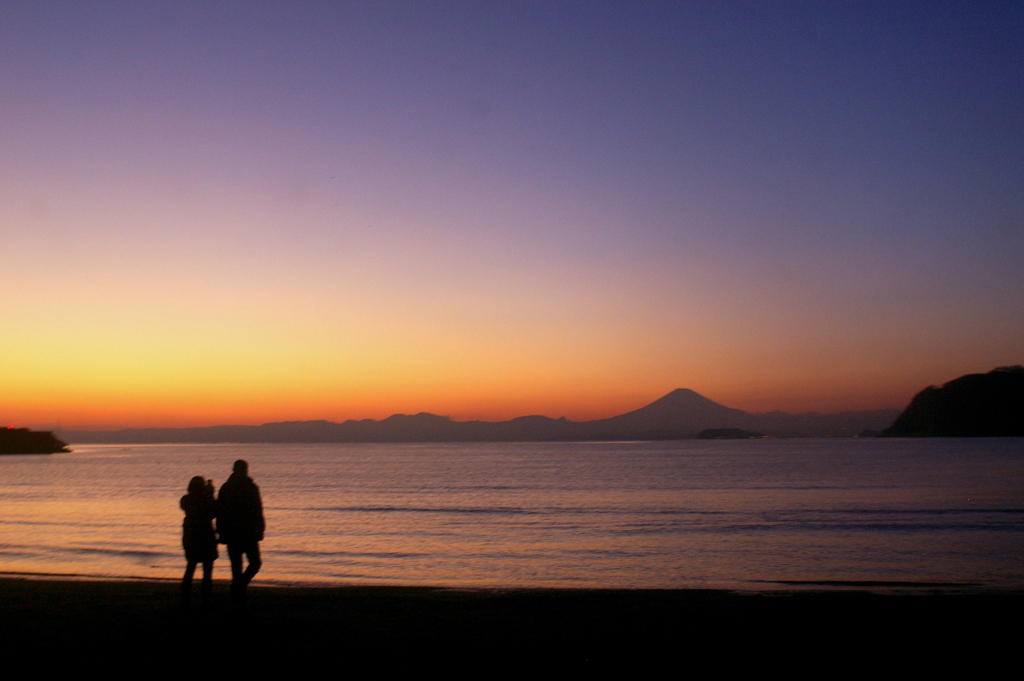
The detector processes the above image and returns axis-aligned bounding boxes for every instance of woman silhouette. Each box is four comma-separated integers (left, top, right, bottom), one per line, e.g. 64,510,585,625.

180,475,218,607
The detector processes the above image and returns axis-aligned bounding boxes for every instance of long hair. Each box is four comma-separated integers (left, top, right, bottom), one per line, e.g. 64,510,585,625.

188,475,205,496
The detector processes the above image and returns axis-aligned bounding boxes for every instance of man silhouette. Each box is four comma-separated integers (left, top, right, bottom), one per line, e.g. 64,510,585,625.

218,459,265,606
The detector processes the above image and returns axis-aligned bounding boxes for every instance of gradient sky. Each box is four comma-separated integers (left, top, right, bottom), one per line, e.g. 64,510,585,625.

2,1,1022,428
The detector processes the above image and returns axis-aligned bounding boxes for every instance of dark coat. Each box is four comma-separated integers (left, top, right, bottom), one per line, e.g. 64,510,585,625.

181,492,218,563
217,473,265,545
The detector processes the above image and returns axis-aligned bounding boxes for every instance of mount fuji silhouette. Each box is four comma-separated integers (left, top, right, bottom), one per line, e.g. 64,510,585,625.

62,389,899,444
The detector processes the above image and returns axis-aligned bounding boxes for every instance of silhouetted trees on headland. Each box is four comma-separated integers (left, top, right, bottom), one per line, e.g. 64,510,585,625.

882,366,1024,437
0,428,69,454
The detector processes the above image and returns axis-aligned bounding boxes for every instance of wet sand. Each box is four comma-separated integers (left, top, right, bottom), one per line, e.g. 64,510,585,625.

1,577,1019,671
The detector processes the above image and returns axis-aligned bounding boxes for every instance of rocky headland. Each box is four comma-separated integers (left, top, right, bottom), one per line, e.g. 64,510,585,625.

882,366,1024,437
0,428,71,454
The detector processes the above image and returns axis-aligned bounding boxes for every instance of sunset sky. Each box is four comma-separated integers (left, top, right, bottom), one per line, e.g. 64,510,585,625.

2,2,1022,429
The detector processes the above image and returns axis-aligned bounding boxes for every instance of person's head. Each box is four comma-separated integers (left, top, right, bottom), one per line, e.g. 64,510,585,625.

188,475,205,495
233,459,249,476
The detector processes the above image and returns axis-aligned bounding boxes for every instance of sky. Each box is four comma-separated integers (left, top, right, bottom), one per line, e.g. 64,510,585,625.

2,1,1022,429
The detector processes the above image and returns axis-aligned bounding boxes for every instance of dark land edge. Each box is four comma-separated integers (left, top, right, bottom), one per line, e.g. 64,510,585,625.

2,578,1020,670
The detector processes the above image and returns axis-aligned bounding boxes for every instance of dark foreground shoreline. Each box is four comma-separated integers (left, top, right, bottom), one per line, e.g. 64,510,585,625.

2,577,1020,671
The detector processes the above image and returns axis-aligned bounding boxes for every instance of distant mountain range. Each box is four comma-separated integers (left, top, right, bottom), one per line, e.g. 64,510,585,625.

61,389,900,444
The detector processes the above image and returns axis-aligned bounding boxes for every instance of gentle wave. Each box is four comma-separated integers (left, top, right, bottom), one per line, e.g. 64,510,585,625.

63,547,169,559
269,549,430,559
273,505,1024,517
2,439,1023,588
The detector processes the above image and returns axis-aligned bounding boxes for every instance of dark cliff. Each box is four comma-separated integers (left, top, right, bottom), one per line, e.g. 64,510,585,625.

0,428,70,454
881,366,1024,437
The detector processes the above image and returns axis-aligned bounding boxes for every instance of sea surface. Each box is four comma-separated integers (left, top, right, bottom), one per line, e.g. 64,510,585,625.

1,439,1022,589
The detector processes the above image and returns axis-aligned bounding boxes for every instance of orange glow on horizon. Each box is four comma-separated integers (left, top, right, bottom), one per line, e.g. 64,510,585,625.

0,366,976,431
2,4,1023,433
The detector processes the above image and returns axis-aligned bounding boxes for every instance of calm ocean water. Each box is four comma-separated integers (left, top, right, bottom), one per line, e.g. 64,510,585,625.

1,439,1022,589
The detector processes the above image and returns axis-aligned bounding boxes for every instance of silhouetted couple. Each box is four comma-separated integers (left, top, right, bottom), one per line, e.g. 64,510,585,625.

180,459,265,608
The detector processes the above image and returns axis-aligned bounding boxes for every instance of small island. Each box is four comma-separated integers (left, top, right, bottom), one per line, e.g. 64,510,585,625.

697,428,765,440
0,428,71,454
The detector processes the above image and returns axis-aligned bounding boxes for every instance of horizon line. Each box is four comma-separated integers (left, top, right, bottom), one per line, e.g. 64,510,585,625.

49,388,903,433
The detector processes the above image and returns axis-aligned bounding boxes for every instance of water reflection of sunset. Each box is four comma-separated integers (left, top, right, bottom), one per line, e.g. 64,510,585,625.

3,442,1022,588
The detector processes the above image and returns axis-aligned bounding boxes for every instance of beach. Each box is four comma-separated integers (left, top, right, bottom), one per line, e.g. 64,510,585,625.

2,577,1020,671
4,442,1022,670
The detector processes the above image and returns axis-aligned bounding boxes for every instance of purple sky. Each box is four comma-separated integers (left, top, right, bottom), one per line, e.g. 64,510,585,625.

2,2,1022,427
